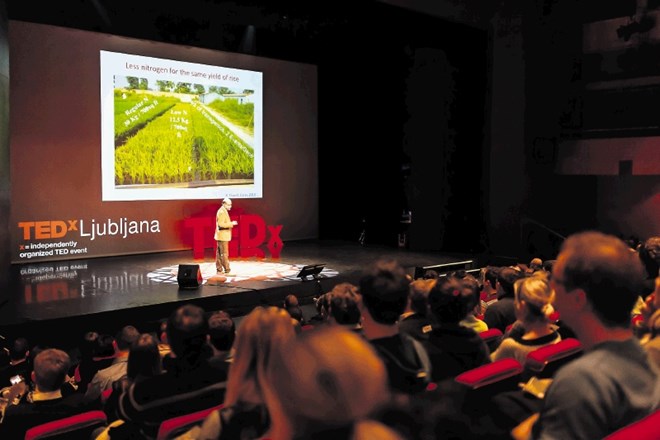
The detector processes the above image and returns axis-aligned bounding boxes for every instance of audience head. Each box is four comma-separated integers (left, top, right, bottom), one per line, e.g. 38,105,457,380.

80,331,99,359
283,296,305,325
314,293,331,321
225,306,297,406
284,294,299,308
408,278,436,316
264,326,391,438
552,231,645,329
428,276,477,324
423,269,440,280
458,274,481,315
542,260,556,276
126,333,162,381
514,271,555,323
207,310,236,352
529,257,543,272
287,306,305,326
483,266,500,291
9,337,29,361
166,304,209,364
115,325,140,352
32,348,70,392
638,235,660,280
94,334,116,359
359,259,410,325
327,282,362,326
497,267,525,299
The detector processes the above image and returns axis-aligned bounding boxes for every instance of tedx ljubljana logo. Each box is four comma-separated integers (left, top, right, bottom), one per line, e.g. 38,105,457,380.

17,218,160,259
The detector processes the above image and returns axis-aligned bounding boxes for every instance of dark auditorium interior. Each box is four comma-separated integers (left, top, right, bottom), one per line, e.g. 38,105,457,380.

0,0,659,438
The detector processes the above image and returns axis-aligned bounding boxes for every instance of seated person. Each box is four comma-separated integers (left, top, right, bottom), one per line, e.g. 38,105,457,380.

484,267,527,332
491,271,561,364
283,294,306,326
423,276,491,382
0,348,91,440
263,325,403,440
306,293,331,327
0,338,30,389
191,306,297,439
514,231,660,440
638,275,660,369
116,304,227,438
99,333,164,435
84,325,140,403
206,310,235,370
458,274,488,334
327,282,363,334
399,278,436,341
359,259,432,395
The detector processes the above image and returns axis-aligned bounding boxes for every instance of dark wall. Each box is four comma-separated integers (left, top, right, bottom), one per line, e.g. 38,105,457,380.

318,4,489,253
0,0,9,295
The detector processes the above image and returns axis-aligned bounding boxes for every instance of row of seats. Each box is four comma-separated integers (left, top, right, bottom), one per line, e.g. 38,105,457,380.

21,337,585,439
23,404,224,440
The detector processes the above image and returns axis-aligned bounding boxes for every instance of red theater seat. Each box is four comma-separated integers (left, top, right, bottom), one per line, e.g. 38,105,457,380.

523,337,582,380
603,409,660,440
101,387,113,403
455,358,523,396
479,328,503,352
24,410,108,440
156,404,224,440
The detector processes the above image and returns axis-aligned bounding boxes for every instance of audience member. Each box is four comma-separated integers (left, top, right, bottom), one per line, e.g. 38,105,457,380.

206,310,236,371
422,269,440,280
70,331,100,394
326,282,363,334
527,258,543,274
483,267,526,332
638,275,660,369
192,306,296,439
491,271,560,364
98,332,164,436
116,304,226,438
0,337,30,389
458,274,488,333
283,294,306,326
263,325,402,440
479,266,500,315
423,276,491,382
0,349,90,440
541,260,555,275
84,325,140,403
399,278,436,341
514,231,660,440
307,293,330,327
638,235,660,296
359,258,432,395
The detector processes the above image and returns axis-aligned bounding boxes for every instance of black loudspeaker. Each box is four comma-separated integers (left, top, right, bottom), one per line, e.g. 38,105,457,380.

177,264,202,289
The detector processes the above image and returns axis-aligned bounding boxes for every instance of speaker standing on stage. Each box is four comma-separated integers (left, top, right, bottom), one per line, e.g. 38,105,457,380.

215,198,238,275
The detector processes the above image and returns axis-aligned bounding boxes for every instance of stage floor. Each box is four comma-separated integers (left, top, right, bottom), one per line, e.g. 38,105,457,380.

0,240,478,344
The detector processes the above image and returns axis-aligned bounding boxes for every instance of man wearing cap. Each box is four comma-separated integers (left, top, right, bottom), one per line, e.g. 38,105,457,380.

214,198,237,275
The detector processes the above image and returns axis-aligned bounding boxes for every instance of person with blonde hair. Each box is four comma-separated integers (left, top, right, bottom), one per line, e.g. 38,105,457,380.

261,325,403,440
491,271,561,363
191,306,297,440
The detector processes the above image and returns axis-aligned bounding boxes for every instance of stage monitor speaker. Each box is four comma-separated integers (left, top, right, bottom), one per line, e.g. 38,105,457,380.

177,264,202,289
297,264,325,281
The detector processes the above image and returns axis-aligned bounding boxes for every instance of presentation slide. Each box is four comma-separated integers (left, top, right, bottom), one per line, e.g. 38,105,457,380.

100,51,263,201
9,21,319,263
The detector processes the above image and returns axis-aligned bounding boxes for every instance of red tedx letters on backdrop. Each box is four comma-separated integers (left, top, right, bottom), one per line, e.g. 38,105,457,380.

183,214,283,260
